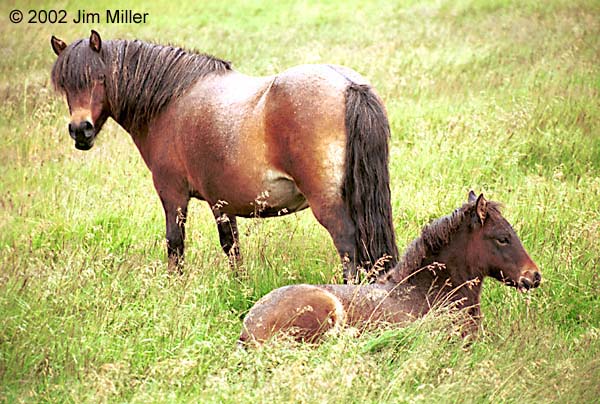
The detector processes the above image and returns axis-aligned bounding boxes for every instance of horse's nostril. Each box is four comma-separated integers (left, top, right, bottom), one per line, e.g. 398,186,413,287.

83,121,93,131
68,123,77,140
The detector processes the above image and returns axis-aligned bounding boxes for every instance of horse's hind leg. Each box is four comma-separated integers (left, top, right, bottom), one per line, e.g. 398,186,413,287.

306,198,359,284
213,210,241,268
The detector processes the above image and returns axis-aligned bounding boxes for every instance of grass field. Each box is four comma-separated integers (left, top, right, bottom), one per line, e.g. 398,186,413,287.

1,0,599,402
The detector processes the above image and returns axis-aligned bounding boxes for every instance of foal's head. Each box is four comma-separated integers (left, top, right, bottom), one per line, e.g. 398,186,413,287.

389,192,542,294
464,192,541,292
51,30,109,150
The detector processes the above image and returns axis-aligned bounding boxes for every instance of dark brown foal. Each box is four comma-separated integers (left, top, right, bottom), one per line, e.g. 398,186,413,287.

240,192,542,345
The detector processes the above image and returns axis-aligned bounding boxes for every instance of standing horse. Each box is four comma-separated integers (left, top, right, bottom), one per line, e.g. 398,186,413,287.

239,192,542,345
50,30,398,282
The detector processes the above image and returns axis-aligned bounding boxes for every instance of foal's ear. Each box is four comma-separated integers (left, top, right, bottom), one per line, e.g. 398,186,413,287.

475,193,488,225
468,190,478,203
51,35,67,56
89,30,102,52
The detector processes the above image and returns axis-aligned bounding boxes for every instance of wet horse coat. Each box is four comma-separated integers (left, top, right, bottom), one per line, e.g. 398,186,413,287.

240,193,542,345
50,31,398,281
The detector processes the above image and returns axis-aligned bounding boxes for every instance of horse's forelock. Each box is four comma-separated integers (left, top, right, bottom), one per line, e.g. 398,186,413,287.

51,39,106,93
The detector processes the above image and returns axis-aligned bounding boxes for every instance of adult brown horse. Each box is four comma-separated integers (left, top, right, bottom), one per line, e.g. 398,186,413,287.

50,30,398,282
240,192,542,345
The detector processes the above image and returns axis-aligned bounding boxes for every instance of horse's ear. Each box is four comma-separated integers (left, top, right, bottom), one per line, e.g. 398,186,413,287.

51,35,67,56
89,30,102,52
468,190,478,203
475,193,487,225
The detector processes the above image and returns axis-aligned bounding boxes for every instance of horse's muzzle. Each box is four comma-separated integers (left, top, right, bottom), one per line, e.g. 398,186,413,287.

69,121,95,150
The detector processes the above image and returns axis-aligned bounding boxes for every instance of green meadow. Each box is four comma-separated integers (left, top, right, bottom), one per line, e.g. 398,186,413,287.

1,0,598,402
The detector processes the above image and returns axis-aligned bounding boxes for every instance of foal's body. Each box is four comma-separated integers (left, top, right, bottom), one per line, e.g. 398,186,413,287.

240,268,470,344
240,193,542,345
241,283,418,343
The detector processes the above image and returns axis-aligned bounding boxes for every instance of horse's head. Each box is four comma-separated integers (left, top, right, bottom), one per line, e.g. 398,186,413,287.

466,191,541,292
51,30,109,151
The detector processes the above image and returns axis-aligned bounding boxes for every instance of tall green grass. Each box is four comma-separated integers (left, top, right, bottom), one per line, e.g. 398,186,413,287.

1,0,599,402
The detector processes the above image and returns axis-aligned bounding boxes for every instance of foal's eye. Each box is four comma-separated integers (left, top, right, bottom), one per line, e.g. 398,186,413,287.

496,236,510,246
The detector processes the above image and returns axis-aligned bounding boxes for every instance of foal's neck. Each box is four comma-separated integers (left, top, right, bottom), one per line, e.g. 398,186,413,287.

392,234,485,317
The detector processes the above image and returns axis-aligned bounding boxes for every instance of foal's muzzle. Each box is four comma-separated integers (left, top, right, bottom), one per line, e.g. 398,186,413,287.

69,120,95,150
518,268,542,292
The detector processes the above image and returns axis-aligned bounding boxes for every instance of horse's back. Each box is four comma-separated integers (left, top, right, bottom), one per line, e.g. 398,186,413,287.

276,63,371,88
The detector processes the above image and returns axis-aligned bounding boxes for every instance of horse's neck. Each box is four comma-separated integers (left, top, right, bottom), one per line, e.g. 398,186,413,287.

105,96,146,137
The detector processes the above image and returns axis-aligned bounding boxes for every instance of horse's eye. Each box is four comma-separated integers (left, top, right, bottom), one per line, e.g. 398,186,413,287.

496,236,510,246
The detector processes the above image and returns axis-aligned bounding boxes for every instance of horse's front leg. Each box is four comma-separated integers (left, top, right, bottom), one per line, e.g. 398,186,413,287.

212,209,242,268
160,196,189,273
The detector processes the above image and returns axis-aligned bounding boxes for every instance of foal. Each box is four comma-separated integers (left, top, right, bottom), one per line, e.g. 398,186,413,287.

240,192,541,345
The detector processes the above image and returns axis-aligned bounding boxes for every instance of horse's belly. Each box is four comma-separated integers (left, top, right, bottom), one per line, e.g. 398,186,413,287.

266,179,309,217
220,171,308,218
247,174,309,218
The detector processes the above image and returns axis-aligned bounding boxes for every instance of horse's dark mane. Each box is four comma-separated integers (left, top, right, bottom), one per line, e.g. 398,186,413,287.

51,38,232,132
384,200,502,283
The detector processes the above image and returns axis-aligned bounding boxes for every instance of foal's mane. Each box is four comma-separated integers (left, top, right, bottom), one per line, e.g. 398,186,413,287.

51,38,232,132
383,200,502,283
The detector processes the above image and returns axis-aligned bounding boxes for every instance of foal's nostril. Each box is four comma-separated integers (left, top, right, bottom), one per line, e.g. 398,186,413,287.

533,271,542,286
520,277,533,290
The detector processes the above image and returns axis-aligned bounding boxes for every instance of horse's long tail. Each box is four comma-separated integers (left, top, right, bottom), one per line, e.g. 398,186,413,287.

343,83,398,277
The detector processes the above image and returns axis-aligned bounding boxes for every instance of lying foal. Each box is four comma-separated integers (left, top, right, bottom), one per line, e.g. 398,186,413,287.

240,192,541,345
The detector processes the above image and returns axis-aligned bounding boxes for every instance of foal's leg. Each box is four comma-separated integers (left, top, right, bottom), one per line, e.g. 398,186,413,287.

160,197,189,274
213,210,241,267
